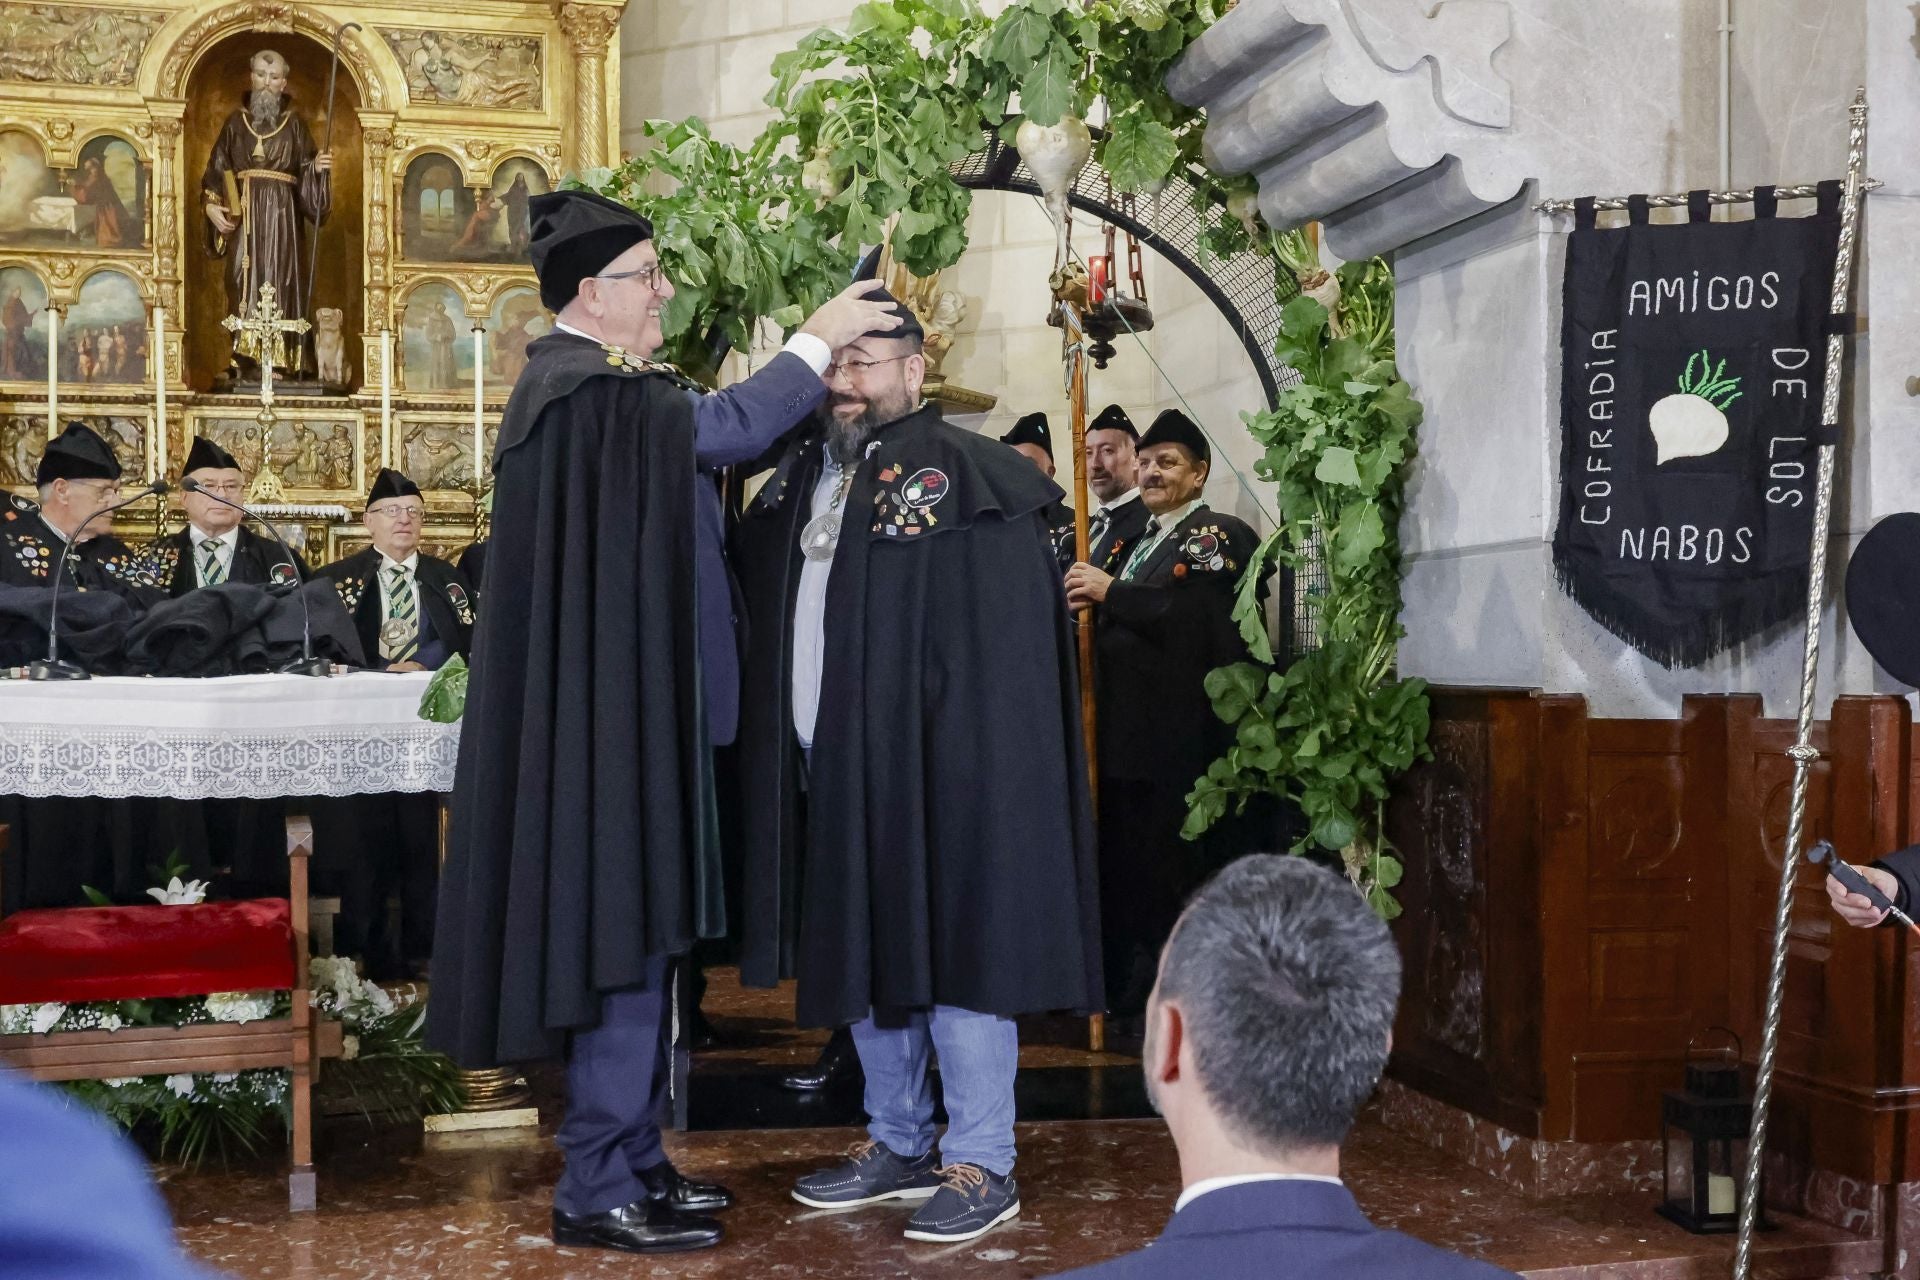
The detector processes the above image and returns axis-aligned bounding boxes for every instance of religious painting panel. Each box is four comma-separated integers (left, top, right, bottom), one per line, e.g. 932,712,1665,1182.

62,270,147,386
0,130,61,247
189,413,360,497
0,6,165,87
400,282,473,394
486,285,548,389
73,134,146,249
380,29,544,112
486,157,548,259
397,415,486,490
401,152,475,263
0,266,49,383
3,413,144,486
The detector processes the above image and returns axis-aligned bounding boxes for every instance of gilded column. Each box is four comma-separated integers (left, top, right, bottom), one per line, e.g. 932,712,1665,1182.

558,4,620,171
363,122,394,329
149,112,184,316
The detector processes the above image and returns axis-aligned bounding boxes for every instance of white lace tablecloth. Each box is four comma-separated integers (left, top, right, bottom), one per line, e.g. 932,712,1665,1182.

0,672,460,799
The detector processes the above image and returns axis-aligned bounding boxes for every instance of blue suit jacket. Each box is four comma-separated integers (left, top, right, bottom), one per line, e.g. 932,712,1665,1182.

690,350,826,746
1051,1180,1518,1280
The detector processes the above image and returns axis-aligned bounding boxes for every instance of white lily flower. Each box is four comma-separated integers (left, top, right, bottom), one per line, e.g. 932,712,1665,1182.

146,876,209,905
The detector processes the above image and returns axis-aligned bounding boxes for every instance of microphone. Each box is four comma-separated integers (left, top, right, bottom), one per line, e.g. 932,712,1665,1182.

182,477,329,677
1806,839,1920,935
29,480,169,682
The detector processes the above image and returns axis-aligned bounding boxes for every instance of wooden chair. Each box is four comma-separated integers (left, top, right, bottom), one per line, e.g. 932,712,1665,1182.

0,816,343,1210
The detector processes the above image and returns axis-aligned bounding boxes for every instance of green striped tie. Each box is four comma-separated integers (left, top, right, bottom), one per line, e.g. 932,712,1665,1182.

199,538,227,587
382,564,419,663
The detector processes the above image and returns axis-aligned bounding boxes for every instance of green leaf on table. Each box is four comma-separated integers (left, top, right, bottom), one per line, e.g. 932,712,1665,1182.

418,655,469,724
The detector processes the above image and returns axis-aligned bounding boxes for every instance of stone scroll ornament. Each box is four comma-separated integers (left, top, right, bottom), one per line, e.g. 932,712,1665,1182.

1551,183,1844,667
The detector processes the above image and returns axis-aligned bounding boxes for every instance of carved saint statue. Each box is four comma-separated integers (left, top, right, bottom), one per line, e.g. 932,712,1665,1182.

200,49,332,371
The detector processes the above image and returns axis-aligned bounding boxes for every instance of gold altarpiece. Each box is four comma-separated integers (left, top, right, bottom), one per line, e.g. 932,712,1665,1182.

0,0,625,560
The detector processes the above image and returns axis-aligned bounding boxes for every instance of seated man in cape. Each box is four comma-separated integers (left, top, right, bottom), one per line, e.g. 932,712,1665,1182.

2,422,159,602
739,291,1102,1246
137,436,306,596
1064,410,1273,1017
311,467,474,980
426,188,899,1256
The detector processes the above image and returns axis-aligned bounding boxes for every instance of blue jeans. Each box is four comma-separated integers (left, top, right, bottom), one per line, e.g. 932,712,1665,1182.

851,1005,1019,1177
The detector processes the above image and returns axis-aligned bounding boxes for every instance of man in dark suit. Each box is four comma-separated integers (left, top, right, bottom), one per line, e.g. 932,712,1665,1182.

1050,857,1517,1280
138,435,306,596
1000,411,1077,568
1082,403,1149,574
1064,409,1270,1015
312,467,475,979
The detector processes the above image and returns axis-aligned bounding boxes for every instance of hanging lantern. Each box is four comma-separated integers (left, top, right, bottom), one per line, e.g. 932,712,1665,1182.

1656,1029,1766,1234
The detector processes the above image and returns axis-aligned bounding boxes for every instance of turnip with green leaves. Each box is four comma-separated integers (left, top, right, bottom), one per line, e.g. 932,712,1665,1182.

1650,349,1743,464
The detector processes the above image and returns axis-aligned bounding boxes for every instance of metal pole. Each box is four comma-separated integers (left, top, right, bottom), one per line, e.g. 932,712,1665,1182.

1732,86,1869,1280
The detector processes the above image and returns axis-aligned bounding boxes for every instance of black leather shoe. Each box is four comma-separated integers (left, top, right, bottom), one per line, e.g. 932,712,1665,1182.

550,1199,723,1254
639,1161,735,1213
780,1027,861,1092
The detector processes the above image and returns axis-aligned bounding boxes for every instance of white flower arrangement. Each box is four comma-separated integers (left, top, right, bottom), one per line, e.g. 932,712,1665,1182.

146,876,210,905
203,991,277,1024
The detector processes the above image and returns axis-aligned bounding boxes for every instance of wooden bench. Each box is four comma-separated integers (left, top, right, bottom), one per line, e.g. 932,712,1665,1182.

0,817,343,1210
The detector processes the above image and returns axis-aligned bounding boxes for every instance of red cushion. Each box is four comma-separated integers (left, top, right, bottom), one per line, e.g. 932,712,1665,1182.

0,899,294,1005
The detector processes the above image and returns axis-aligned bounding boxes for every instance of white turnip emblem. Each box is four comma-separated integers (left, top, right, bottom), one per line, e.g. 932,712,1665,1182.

1649,350,1743,465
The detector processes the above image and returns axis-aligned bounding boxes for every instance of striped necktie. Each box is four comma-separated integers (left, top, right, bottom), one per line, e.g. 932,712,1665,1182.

382,563,419,662
199,537,227,586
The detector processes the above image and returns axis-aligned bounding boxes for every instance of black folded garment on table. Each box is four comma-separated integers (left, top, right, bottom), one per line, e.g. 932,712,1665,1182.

0,584,136,673
124,581,364,676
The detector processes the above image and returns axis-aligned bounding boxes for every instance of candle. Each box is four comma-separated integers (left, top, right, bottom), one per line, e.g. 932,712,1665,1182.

44,303,58,439
151,306,166,481
1088,255,1108,304
379,328,393,469
1707,1173,1736,1216
472,325,485,485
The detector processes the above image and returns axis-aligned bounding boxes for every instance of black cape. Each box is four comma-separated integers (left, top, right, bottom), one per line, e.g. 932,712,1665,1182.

135,525,308,598
427,331,723,1067
791,405,1104,1027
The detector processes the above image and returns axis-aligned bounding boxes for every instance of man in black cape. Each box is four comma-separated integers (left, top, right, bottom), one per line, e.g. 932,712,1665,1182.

426,187,897,1256
1065,409,1275,1016
760,297,1102,1245
1000,410,1076,568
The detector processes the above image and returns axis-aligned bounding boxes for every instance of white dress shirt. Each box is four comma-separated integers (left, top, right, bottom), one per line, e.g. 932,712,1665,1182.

790,455,844,750
1175,1172,1344,1213
189,523,241,587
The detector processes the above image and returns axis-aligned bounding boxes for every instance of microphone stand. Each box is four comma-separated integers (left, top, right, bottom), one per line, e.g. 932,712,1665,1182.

29,480,169,682
182,478,330,677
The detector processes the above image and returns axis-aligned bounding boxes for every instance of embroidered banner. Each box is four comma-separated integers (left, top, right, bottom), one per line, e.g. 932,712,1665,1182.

1552,183,1843,666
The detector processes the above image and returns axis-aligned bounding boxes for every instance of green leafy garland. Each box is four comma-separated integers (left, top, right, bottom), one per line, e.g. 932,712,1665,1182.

571,0,1426,912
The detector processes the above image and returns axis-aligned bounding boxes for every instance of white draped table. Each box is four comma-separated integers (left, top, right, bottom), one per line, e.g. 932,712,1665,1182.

0,672,459,799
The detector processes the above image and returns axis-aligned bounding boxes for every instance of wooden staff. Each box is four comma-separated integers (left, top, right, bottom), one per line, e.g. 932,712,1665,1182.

301,21,360,376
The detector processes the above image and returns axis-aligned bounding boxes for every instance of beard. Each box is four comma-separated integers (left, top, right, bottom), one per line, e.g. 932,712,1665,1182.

824,388,915,464
248,88,282,130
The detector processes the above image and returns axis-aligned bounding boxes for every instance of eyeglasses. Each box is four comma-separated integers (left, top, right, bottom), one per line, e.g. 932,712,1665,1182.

594,264,666,289
825,355,910,380
367,504,425,521
191,480,244,496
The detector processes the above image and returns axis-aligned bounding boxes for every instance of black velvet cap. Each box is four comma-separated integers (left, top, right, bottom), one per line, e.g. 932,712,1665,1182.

849,246,925,344
367,467,422,506
1138,408,1210,466
1089,403,1138,441
182,435,242,475
528,189,655,312
1846,512,1920,687
36,421,121,485
1001,412,1051,451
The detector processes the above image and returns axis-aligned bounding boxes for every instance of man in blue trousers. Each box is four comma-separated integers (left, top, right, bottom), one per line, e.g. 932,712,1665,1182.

427,188,899,1256
1052,856,1517,1280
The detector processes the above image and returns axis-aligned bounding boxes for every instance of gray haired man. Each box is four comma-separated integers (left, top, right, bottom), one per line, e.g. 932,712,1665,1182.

1052,856,1517,1279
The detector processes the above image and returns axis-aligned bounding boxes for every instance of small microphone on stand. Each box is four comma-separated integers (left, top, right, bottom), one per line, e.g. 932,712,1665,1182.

182,478,330,677
28,480,169,682
1806,839,1920,936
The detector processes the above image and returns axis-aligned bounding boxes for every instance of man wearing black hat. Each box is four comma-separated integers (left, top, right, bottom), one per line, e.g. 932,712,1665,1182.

1064,409,1268,1016
309,467,474,980
1000,412,1077,568
427,187,900,1256
1082,403,1149,574
137,436,306,596
736,292,1101,1246
2,422,159,601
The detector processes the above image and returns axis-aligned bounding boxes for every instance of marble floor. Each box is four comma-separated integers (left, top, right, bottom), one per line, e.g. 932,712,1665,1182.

157,971,1885,1278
